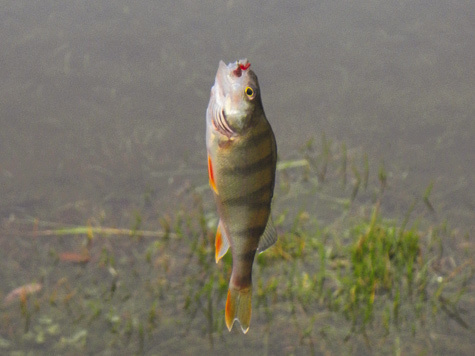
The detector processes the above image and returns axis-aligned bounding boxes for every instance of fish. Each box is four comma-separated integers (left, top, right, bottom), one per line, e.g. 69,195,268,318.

206,59,277,333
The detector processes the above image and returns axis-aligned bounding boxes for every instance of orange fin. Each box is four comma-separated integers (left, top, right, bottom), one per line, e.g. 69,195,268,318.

225,287,252,333
215,221,230,263
207,154,218,194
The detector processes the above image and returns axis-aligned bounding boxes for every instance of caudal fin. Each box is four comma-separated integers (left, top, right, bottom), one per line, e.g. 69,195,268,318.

225,287,252,333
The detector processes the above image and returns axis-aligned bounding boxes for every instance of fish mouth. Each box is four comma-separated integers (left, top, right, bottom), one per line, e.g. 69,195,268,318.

232,59,250,78
216,59,250,88
211,59,251,137
212,106,235,137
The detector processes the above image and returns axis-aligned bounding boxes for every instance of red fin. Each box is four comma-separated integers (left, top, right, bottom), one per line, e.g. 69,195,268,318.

225,287,252,333
207,155,218,194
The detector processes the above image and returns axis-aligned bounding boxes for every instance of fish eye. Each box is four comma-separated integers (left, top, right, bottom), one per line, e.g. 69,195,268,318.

245,86,254,98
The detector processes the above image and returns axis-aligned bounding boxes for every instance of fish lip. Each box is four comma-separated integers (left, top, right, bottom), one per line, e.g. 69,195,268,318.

217,59,250,88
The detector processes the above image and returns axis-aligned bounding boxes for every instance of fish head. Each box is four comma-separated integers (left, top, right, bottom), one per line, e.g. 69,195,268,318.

209,59,262,137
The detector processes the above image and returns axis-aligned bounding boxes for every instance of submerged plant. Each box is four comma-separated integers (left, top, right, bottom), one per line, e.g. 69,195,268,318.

1,135,472,355
344,204,421,327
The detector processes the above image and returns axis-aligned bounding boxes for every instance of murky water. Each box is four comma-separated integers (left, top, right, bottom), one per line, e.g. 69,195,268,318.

1,0,473,354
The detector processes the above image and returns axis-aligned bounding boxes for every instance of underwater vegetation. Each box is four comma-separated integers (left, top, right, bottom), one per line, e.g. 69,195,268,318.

0,136,473,355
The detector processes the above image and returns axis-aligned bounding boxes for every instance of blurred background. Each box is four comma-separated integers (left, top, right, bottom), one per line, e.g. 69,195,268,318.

0,1,473,354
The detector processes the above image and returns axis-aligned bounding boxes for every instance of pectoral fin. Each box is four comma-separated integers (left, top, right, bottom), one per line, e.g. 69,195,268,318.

257,216,277,253
215,221,230,263
207,154,218,194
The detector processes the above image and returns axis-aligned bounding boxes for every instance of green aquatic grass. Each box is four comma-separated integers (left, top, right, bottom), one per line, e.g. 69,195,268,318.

2,209,471,355
254,204,473,354
0,138,473,355
343,204,421,328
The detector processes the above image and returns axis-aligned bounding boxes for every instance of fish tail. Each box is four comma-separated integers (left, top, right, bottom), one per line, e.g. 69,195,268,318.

225,285,252,333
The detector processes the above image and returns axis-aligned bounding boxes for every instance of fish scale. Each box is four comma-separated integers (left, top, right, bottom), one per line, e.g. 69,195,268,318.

206,59,277,333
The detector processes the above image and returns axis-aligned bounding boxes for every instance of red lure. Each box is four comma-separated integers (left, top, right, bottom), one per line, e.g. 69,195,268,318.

239,62,251,70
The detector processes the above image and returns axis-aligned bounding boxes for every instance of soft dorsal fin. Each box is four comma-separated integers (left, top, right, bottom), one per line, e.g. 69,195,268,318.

215,220,230,263
257,216,277,253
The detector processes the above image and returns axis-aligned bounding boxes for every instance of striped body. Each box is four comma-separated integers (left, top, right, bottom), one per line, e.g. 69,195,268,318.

206,59,277,333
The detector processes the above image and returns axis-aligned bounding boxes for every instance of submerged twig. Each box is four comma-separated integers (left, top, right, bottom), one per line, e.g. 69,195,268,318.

277,159,310,171
4,283,42,306
24,226,176,239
